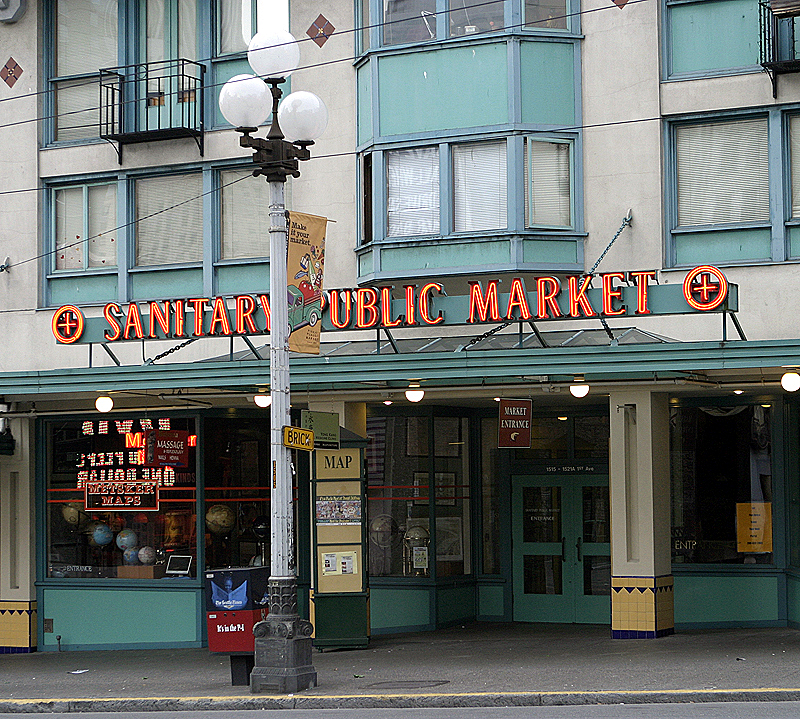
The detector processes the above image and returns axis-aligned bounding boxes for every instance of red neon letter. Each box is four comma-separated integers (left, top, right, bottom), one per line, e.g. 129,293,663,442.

328,290,352,329
381,287,403,328
506,278,532,320
188,298,208,336
356,288,379,328
601,273,626,316
209,296,232,336
419,282,444,325
148,301,171,338
173,300,186,337
258,294,272,332
103,303,122,341
536,277,562,319
567,276,596,318
404,285,416,326
52,305,85,344
682,265,729,311
468,282,500,323
235,295,258,334
630,271,657,315
123,303,144,340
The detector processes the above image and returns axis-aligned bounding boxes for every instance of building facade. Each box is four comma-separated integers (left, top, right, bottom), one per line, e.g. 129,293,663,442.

2,0,800,653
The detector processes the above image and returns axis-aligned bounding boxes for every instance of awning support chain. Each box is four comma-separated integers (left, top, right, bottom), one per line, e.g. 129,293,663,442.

144,337,197,365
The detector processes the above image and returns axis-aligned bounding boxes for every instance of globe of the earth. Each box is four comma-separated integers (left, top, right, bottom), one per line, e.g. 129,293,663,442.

138,546,156,565
206,504,236,535
61,502,89,530
123,547,140,565
252,515,269,540
91,522,113,546
116,528,138,550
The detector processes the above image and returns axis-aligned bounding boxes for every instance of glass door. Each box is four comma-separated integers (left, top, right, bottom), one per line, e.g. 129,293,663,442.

512,475,610,624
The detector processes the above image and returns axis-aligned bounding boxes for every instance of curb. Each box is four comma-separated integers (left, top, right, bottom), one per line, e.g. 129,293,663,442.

3,688,800,713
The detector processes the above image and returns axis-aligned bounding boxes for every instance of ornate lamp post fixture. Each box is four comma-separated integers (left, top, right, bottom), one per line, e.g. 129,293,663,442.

219,27,328,694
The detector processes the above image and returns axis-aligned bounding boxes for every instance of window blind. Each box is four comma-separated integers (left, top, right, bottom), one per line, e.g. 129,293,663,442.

221,169,272,260
56,0,118,77
453,141,507,232
790,116,800,218
55,187,84,270
87,184,118,268
387,147,440,237
136,174,203,266
676,118,769,227
527,139,571,227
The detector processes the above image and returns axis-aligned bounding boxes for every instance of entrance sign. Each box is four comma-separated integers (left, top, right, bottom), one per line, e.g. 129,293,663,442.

498,399,532,448
287,211,327,354
51,266,738,345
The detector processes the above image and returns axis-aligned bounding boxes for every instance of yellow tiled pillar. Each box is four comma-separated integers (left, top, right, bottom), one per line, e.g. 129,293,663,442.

609,391,674,639
0,601,37,653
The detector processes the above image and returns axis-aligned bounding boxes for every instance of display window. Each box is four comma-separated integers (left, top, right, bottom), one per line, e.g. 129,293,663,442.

671,405,774,564
46,416,197,579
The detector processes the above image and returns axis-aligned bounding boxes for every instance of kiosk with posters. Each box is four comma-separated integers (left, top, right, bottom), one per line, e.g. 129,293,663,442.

311,433,369,650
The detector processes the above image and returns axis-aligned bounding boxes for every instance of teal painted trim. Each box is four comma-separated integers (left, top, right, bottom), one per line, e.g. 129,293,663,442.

509,135,525,232
117,175,130,304
211,57,252,127
519,41,575,127
522,238,578,264
439,143,452,236
772,111,788,263
357,64,372,146
48,274,118,306
39,640,202,652
369,586,432,631
215,262,270,295
381,240,510,273
674,228,772,265
788,574,800,624
377,43,508,136
358,250,374,276
790,226,800,258
676,620,785,630
478,584,505,616
35,418,48,650
673,575,780,624
667,0,759,77
130,267,203,300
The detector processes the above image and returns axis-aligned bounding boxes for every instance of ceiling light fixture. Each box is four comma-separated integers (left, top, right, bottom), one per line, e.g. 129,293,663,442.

95,396,114,413
253,393,272,408
569,376,590,398
405,383,425,403
781,371,800,392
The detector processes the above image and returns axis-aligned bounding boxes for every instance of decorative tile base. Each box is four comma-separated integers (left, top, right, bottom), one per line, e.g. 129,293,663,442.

0,601,37,651
611,575,673,639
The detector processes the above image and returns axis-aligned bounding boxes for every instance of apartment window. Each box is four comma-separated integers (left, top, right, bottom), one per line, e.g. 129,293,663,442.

135,174,203,266
383,0,437,45
387,147,440,237
52,0,118,142
526,0,567,29
525,138,572,228
449,0,505,36
453,140,507,232
220,169,271,260
675,118,769,227
790,115,800,219
54,183,117,271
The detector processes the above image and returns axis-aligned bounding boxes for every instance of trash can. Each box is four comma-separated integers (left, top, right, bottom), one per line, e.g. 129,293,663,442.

205,566,270,686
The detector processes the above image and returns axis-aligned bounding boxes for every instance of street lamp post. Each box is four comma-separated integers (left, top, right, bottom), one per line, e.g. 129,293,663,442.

219,28,328,695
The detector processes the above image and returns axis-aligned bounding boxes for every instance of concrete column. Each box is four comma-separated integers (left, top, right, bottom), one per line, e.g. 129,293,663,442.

608,390,673,639
0,418,36,652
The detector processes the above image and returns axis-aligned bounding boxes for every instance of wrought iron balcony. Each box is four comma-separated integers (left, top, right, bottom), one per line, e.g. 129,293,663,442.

100,59,205,163
760,0,800,97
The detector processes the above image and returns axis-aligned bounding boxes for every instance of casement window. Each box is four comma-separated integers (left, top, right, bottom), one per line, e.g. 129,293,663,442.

448,0,505,37
387,147,441,237
675,118,769,227
453,140,508,232
52,0,119,142
54,183,118,271
220,168,273,260
526,0,567,30
135,173,203,267
383,0,437,45
525,138,572,228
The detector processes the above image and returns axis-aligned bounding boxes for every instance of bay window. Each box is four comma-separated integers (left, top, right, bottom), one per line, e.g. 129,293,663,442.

525,138,572,228
54,183,118,271
387,147,440,237
453,140,508,232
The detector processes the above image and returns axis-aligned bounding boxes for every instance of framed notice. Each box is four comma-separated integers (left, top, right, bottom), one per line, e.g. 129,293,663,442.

736,501,773,553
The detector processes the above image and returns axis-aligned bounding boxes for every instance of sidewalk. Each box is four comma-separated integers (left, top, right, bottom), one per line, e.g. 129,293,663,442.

4,623,800,712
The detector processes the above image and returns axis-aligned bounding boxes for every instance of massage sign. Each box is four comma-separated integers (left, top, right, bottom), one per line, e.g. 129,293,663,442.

51,266,735,346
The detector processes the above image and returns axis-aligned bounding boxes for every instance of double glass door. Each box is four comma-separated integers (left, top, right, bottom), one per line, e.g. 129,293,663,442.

512,474,610,624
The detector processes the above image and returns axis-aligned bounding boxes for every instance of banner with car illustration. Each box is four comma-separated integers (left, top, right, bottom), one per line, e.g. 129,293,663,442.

287,210,327,354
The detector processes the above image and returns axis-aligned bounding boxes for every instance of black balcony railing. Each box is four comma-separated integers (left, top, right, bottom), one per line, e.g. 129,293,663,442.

760,1,800,97
100,59,205,163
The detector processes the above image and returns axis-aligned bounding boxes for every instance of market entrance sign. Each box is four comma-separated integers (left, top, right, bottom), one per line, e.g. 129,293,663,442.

51,266,736,345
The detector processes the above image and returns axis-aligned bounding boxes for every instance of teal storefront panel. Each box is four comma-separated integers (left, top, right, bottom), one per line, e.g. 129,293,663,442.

669,0,759,76
369,586,431,632
787,574,800,626
789,226,800,258
519,42,575,127
378,44,508,137
49,274,118,307
674,575,780,625
521,238,579,265
674,228,771,266
437,585,476,625
358,64,372,146
381,240,510,273
216,263,269,296
478,584,505,618
130,268,203,301
40,586,202,650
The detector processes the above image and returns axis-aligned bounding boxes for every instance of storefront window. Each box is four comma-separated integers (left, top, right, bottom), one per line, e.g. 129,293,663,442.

46,417,197,579
366,414,471,577
671,405,773,564
481,416,501,575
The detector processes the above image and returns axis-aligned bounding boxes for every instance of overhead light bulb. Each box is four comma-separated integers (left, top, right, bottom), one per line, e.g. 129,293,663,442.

254,394,272,408
558,416,568,421
494,397,501,402
569,383,590,398
781,371,800,392
383,400,393,405
405,383,425,403
733,389,744,395
95,396,114,413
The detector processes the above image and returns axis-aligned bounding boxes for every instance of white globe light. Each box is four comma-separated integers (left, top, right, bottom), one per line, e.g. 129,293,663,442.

219,74,271,128
405,384,425,403
277,91,328,142
95,396,114,413
254,394,272,407
781,371,800,392
569,383,590,398
248,28,300,79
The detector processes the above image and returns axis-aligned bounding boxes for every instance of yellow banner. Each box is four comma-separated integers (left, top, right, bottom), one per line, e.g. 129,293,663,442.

286,211,327,354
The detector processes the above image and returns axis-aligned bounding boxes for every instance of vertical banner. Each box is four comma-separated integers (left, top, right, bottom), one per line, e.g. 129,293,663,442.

498,398,532,448
287,210,327,354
